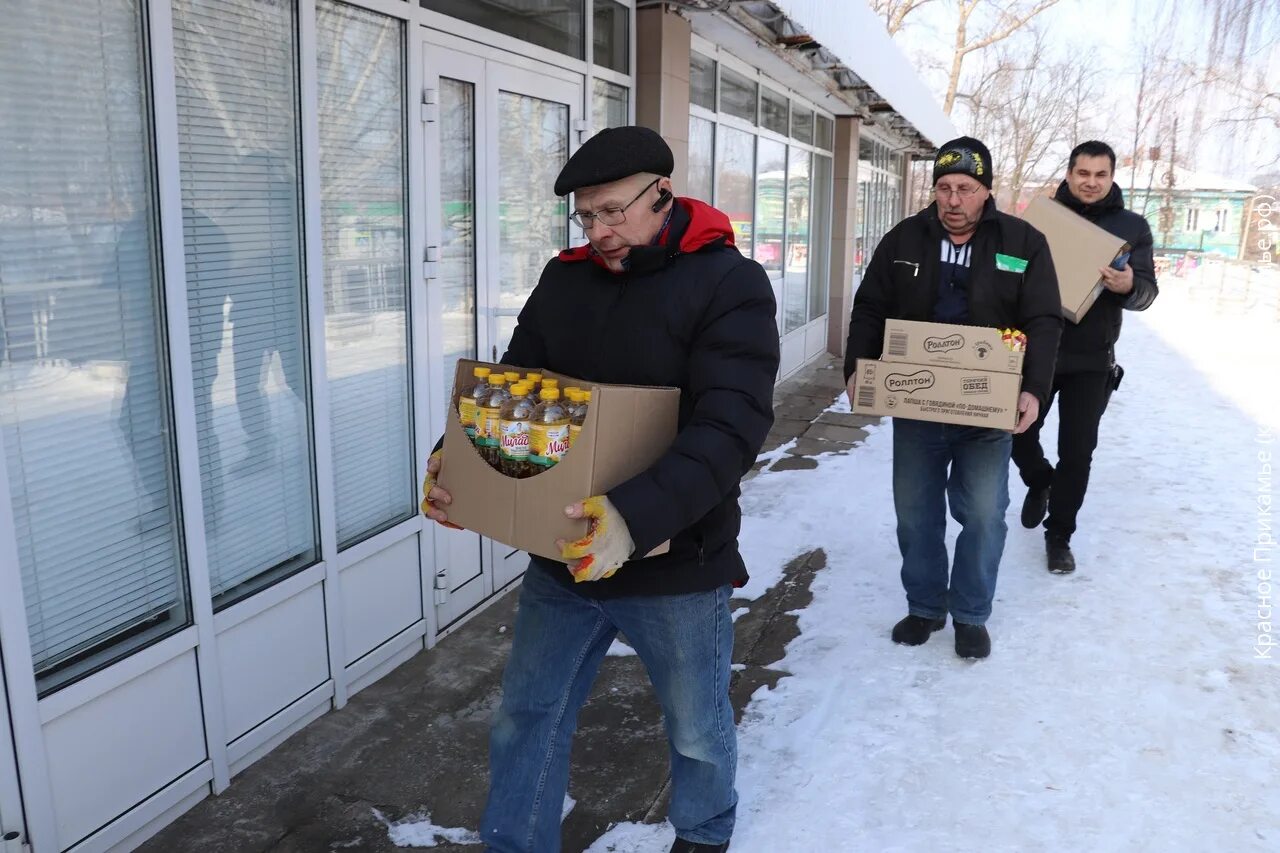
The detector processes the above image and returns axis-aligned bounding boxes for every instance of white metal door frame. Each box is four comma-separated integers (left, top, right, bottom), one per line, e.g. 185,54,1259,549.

0,645,26,852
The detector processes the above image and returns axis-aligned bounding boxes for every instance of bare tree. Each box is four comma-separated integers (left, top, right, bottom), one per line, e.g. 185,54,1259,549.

940,0,1061,115
868,0,942,36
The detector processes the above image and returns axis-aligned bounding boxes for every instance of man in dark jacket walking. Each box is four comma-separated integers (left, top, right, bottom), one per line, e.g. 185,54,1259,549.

844,136,1063,659
423,126,779,853
1012,140,1158,573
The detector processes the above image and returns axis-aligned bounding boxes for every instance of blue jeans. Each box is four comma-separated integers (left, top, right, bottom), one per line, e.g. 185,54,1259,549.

892,418,1012,626
480,563,737,852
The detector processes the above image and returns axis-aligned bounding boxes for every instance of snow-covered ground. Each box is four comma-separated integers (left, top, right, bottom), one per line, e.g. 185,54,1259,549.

587,268,1280,851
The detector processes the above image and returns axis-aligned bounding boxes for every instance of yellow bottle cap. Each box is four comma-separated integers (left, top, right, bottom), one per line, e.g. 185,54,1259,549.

504,371,521,382
489,375,507,385
511,383,530,396
584,390,592,403
540,388,560,401
474,366,492,378
525,372,543,383
542,378,558,387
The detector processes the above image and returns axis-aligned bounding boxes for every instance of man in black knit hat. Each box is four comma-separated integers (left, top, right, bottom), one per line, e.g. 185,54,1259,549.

844,136,1063,659
423,126,778,853
1012,140,1158,574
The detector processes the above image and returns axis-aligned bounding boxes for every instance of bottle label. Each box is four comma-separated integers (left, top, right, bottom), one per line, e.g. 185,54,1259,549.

459,397,477,434
568,423,582,447
499,420,530,460
477,407,501,447
530,423,571,467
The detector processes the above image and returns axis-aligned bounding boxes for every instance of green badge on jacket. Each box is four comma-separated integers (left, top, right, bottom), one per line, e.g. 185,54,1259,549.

995,253,1028,273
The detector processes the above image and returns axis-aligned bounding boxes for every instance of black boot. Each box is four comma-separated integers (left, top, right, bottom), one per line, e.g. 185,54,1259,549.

1020,484,1050,529
669,840,729,853
891,614,947,645
954,622,991,659
1046,534,1076,574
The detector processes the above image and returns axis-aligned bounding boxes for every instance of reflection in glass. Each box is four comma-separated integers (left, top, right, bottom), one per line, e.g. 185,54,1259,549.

592,79,628,131
719,66,757,124
421,0,583,59
174,0,318,606
498,91,568,355
761,88,788,136
318,1,413,547
439,78,478,389
716,126,755,253
688,116,715,203
809,154,834,322
1,0,188,691
754,139,786,330
815,114,834,151
784,147,811,333
791,107,814,144
690,51,716,110
593,0,628,74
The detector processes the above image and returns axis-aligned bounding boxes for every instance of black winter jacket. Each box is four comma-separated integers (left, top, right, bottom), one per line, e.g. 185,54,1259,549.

501,198,780,598
843,199,1064,407
1052,181,1159,373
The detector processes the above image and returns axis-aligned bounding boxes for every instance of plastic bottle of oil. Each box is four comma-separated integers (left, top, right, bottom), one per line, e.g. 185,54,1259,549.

503,370,522,386
498,383,535,478
529,387,571,471
524,372,543,393
458,366,492,441
477,374,510,466
567,388,589,447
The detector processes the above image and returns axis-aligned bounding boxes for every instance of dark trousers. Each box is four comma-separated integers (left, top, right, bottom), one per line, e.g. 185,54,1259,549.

1011,370,1113,540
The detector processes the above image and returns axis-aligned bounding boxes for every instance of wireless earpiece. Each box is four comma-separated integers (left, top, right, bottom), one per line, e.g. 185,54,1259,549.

651,188,673,213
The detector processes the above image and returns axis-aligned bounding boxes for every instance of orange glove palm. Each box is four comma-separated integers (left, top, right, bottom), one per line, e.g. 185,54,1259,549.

559,496,634,583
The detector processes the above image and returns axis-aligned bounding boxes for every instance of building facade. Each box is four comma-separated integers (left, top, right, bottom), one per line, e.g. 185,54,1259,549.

0,2,952,850
1116,163,1257,259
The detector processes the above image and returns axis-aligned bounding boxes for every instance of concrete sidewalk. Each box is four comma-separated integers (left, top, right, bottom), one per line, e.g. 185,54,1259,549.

141,356,873,853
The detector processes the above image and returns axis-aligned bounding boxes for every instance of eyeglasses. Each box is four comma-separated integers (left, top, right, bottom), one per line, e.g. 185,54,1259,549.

935,185,981,199
570,178,661,230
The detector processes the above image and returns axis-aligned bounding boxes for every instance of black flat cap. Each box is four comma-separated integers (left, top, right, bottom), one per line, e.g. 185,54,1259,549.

554,126,674,196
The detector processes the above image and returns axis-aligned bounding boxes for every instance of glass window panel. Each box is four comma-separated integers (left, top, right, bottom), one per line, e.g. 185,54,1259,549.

791,105,814,144
318,1,413,548
719,66,757,124
761,87,788,135
716,126,755,252
688,116,715,203
809,154,833,322
173,0,319,607
439,79,477,384
815,114,834,151
420,0,584,59
593,0,628,74
1,0,189,692
498,91,569,355
592,79,628,131
784,147,810,333
859,136,875,164
690,51,716,111
754,138,786,330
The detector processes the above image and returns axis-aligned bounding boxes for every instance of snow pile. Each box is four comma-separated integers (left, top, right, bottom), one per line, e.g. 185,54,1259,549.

373,809,481,848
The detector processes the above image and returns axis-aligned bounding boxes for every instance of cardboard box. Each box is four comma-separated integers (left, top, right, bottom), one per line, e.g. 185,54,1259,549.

437,360,679,562
850,358,1021,430
882,319,1024,374
1020,195,1130,323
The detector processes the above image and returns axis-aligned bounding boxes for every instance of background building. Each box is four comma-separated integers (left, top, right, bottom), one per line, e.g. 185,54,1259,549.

0,2,952,850
1115,162,1258,259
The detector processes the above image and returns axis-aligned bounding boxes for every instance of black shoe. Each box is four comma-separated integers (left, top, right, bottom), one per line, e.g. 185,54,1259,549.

1046,535,1076,574
1020,484,1050,528
954,622,991,659
891,614,947,645
669,840,729,853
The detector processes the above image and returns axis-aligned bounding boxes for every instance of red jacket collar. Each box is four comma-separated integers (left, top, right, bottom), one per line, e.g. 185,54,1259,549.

557,198,736,269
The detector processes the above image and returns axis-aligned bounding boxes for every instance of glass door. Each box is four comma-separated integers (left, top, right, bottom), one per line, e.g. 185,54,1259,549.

422,35,581,627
